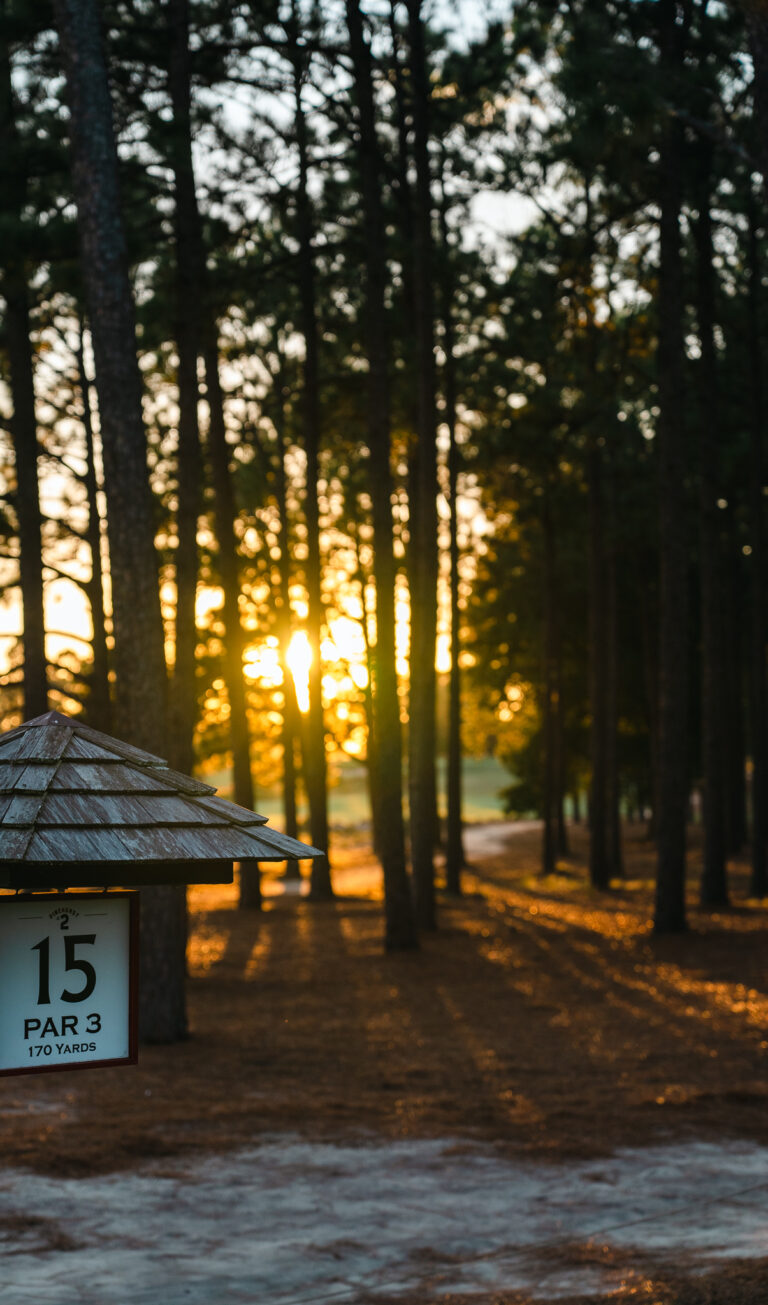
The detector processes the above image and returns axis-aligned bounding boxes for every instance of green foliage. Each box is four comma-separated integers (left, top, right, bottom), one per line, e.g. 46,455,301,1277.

0,0,762,871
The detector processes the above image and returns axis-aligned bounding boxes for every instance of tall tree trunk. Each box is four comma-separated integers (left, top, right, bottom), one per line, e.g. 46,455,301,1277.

0,20,47,719
583,179,615,888
654,0,689,933
166,0,259,904
444,393,466,889
745,178,768,894
694,142,728,909
157,52,262,901
388,0,422,621
437,183,466,895
75,327,111,732
554,634,569,859
164,1,258,902
203,337,260,909
167,0,258,911
605,533,623,874
346,0,418,950
3,286,47,721
272,356,300,851
640,572,660,841
289,22,332,900
352,526,380,856
405,0,439,930
53,0,185,1041
723,527,746,856
588,442,609,888
541,492,557,876
387,0,419,444
166,0,203,779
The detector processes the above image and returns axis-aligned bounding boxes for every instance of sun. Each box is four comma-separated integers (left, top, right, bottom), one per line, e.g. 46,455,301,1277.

285,631,312,713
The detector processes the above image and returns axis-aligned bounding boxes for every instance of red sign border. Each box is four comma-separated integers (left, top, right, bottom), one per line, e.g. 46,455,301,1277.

0,891,139,1077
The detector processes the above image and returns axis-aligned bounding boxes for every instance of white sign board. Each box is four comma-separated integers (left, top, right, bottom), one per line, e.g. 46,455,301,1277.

0,893,137,1076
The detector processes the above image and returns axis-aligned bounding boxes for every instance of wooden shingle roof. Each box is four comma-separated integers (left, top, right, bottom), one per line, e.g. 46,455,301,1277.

0,710,322,889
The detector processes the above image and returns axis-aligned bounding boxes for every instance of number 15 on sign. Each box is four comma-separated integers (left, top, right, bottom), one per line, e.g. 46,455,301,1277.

0,893,138,1075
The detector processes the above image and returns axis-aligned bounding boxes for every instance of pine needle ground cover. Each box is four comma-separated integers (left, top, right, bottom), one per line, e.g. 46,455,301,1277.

2,824,768,1303
3,822,768,1171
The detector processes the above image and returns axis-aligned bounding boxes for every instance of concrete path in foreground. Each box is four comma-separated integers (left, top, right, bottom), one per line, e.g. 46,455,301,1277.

1,1137,767,1303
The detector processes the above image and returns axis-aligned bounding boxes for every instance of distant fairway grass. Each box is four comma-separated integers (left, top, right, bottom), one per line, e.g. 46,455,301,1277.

215,754,510,830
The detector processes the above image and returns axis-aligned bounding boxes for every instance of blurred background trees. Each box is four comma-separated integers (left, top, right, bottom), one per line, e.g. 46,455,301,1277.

1,0,767,988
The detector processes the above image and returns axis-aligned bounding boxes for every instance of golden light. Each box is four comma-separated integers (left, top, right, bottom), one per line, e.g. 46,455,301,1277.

43,580,93,664
328,616,366,661
322,672,339,701
196,586,225,620
395,590,410,678
436,633,451,674
498,681,525,723
243,639,283,686
350,662,368,690
286,631,312,713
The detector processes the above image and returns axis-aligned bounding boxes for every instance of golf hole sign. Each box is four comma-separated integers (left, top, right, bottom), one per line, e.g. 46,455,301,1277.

0,710,324,1077
0,893,138,1076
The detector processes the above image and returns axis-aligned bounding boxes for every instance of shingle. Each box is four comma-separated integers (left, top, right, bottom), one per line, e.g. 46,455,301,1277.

0,718,37,746
0,734,24,760
14,763,58,793
65,734,123,763
15,724,72,760
64,718,167,766
130,796,219,825
48,763,178,794
0,763,23,791
165,826,260,858
194,794,269,825
112,825,215,860
37,793,151,825
236,825,322,860
108,823,267,861
38,793,218,827
26,827,134,862
0,827,34,858
4,793,46,825
149,765,216,796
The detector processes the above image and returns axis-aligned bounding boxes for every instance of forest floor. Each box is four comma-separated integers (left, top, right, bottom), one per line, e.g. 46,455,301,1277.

2,822,768,1303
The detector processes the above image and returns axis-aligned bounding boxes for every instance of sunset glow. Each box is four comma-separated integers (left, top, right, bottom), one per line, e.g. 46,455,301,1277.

243,638,282,686
286,631,312,713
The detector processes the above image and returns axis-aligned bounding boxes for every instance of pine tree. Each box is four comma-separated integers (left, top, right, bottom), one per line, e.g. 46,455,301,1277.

346,0,418,950
53,0,186,1041
0,6,48,719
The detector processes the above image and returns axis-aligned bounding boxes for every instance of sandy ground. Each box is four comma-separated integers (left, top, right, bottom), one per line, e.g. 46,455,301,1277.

2,821,768,1303
2,1137,768,1303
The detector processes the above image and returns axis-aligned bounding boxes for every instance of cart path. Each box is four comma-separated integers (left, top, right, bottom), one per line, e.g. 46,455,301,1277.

1,1135,767,1303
